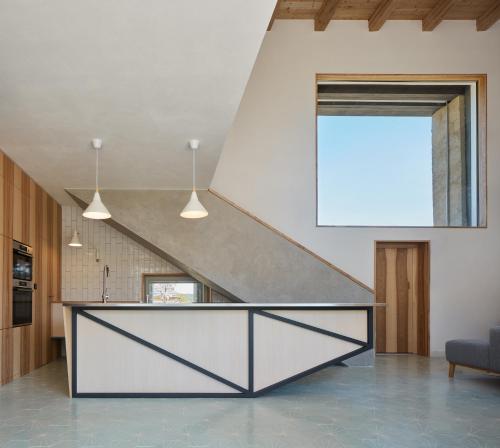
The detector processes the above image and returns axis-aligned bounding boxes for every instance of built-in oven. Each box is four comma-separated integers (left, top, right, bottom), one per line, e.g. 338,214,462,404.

13,280,32,326
13,241,33,326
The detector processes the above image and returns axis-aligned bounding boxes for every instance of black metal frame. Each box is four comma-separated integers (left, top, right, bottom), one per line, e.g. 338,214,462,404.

71,305,373,398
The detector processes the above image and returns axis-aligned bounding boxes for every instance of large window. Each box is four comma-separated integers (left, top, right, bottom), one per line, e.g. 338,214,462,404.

316,75,486,227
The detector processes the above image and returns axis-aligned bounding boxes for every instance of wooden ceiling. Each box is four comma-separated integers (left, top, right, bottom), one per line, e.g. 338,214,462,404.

268,0,500,31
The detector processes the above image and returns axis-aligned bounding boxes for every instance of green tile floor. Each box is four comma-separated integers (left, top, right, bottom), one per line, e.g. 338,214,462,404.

1,356,499,448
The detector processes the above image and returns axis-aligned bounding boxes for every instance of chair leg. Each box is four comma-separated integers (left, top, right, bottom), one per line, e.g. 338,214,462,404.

448,362,456,378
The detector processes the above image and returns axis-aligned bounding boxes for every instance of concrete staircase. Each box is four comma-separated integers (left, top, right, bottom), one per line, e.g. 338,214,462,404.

67,189,373,304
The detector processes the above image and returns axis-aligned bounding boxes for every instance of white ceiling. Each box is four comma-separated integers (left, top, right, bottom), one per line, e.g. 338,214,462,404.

0,0,274,203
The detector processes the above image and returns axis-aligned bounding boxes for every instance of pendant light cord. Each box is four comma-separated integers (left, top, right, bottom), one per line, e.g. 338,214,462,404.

95,147,99,192
192,148,196,192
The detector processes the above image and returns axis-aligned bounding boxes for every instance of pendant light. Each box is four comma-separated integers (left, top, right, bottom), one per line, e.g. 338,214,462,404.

68,230,82,247
180,139,208,219
83,138,111,220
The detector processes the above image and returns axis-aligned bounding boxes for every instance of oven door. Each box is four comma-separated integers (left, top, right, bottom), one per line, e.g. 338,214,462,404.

13,285,32,326
13,250,33,281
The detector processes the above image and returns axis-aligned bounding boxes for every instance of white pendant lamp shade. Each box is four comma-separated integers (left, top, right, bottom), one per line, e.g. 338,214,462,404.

68,230,82,247
180,139,208,219
180,191,208,219
83,138,111,220
83,191,111,220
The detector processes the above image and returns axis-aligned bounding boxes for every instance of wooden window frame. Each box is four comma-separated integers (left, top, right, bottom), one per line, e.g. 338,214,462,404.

315,74,487,228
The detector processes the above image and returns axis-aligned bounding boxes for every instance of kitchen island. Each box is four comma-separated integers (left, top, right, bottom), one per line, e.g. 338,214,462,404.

63,302,377,398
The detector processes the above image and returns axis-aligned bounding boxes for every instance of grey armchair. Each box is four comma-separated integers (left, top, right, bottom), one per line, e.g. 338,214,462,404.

446,326,500,377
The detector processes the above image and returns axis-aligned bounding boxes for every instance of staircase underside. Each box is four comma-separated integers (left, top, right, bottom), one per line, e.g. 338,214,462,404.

67,189,373,304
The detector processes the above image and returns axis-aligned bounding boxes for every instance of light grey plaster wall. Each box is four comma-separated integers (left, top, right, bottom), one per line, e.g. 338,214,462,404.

209,21,500,353
68,189,373,304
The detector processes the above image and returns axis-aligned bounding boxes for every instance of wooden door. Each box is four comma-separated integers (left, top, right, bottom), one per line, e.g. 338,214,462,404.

375,242,429,356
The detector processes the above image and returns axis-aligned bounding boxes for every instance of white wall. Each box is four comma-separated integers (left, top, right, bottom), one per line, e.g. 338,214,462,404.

211,20,500,353
62,206,181,301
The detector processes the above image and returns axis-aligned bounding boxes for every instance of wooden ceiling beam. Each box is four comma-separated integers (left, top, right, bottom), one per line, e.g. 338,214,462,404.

369,0,397,31
267,0,280,31
477,1,500,31
422,0,457,31
314,0,341,31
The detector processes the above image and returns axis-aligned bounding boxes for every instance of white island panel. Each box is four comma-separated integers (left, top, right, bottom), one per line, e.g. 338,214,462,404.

64,303,376,397
84,309,248,388
77,315,239,394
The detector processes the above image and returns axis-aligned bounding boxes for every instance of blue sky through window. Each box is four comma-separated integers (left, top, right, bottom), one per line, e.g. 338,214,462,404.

317,116,433,226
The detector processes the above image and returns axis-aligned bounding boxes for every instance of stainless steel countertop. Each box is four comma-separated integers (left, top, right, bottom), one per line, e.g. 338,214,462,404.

62,302,383,308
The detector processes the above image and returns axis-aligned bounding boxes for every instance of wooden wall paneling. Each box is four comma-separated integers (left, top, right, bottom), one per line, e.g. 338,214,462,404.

0,169,3,238
20,325,32,376
12,326,21,379
1,156,14,238
29,317,36,371
0,150,62,387
21,172,31,244
12,169,30,244
13,163,22,190
47,199,60,359
55,202,62,356
0,330,2,383
41,188,48,243
29,179,37,247
47,196,54,301
1,328,13,385
3,326,28,381
33,184,44,368
41,237,49,365
32,281,42,369
0,236,7,329
30,182,38,370
48,197,60,302
38,185,51,365
0,236,13,330
12,186,22,242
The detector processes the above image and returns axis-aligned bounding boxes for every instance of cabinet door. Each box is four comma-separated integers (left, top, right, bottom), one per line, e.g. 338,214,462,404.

12,326,21,380
0,325,32,384
32,183,44,368
0,164,14,238
29,179,37,248
12,171,31,245
0,328,13,385
20,325,32,376
33,233,50,367
47,198,61,302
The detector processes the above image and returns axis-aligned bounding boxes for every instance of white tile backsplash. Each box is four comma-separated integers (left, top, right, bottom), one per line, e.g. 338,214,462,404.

62,206,182,302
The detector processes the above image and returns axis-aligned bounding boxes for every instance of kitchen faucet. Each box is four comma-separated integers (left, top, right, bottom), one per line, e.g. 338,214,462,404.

102,265,110,303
